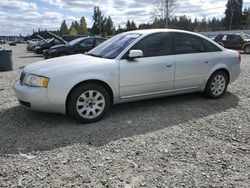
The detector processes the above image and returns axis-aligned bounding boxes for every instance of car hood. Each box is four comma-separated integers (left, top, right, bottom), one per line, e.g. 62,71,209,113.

23,54,114,77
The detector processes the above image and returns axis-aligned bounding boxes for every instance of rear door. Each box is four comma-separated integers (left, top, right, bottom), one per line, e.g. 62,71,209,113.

173,32,217,89
225,34,243,49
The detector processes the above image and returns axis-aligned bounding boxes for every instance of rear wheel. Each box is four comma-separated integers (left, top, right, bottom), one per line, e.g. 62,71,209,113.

204,71,229,99
67,83,110,123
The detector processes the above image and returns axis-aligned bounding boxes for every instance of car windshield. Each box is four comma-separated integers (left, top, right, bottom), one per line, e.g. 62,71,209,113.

87,33,141,59
68,37,86,46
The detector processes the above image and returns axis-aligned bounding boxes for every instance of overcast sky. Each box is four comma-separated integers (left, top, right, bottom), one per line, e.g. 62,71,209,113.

1,0,250,36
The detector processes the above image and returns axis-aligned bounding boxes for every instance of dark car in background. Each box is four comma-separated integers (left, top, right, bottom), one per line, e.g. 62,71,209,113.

214,33,250,54
44,37,106,59
34,37,67,54
9,41,17,46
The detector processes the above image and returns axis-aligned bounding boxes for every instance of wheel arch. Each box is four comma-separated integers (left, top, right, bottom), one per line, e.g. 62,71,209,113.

208,68,230,83
65,79,114,113
242,42,250,50
203,67,230,91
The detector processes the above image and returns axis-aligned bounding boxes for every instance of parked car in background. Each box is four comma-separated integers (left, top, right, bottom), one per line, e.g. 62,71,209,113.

214,33,250,54
9,41,17,46
14,29,240,123
44,37,106,59
0,40,6,44
27,40,46,51
34,37,67,54
27,39,41,44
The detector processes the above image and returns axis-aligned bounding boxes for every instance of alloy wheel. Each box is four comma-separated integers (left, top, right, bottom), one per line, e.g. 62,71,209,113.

76,90,105,119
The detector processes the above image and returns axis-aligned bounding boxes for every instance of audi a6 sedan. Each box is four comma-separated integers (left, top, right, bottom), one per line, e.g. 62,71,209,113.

14,29,241,123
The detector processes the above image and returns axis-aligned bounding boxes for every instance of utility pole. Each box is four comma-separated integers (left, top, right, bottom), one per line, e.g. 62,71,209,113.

165,0,169,28
229,7,234,30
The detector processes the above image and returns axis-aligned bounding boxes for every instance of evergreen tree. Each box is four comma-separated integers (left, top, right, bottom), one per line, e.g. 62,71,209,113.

92,6,103,35
225,0,243,30
69,21,78,36
126,20,131,31
80,16,88,35
60,20,69,35
74,21,81,34
105,16,115,35
130,21,137,30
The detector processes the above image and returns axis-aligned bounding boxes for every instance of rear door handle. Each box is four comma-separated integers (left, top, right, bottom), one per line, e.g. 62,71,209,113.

165,64,173,68
204,60,210,64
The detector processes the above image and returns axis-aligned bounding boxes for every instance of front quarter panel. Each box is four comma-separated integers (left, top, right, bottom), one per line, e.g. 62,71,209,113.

46,61,119,111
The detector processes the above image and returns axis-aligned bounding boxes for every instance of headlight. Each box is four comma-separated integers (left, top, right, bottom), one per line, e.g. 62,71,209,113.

23,74,49,88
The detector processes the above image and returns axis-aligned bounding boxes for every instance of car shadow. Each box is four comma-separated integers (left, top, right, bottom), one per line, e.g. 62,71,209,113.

0,92,239,155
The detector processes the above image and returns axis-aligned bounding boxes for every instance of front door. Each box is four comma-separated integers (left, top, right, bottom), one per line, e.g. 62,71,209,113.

119,32,175,98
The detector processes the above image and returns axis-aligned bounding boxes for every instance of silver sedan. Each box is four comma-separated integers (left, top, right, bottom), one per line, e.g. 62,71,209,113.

14,29,241,123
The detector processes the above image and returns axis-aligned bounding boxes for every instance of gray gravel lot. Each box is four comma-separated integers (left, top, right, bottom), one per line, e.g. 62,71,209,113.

0,44,249,187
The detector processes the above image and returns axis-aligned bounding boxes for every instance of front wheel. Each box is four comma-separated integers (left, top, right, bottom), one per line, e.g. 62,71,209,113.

244,45,250,54
204,71,229,99
67,83,110,123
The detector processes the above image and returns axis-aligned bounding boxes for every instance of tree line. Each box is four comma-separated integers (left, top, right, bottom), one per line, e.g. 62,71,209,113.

29,0,250,39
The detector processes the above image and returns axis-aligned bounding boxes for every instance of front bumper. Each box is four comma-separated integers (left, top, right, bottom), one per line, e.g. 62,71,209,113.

13,80,65,114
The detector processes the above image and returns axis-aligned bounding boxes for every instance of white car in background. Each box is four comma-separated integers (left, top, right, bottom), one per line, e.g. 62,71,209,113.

14,29,241,123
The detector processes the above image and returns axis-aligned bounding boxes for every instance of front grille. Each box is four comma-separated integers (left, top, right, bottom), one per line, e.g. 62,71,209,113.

20,72,25,85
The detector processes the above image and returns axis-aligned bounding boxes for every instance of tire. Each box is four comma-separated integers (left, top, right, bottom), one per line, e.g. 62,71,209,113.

204,70,229,99
244,45,250,54
59,52,67,57
67,83,110,123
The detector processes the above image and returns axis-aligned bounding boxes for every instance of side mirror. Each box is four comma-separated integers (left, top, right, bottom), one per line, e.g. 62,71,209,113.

128,50,143,59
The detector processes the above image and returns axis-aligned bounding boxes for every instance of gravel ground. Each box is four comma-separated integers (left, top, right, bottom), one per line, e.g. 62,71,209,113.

0,44,249,187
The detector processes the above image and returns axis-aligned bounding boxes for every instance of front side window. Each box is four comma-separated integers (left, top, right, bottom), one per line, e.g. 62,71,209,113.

95,38,106,46
129,32,172,58
54,39,62,45
80,38,94,48
174,33,206,54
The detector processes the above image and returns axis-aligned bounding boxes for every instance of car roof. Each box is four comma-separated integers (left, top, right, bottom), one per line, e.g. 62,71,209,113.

125,28,210,39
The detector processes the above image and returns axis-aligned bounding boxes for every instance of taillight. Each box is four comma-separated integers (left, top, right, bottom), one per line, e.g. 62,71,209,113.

238,52,241,63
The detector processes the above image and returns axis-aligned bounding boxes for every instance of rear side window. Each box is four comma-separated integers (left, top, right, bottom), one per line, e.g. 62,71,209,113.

131,32,172,57
226,35,234,40
173,33,206,54
202,38,222,52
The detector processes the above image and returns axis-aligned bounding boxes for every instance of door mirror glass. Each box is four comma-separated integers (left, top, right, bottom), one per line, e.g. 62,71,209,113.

128,50,143,58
